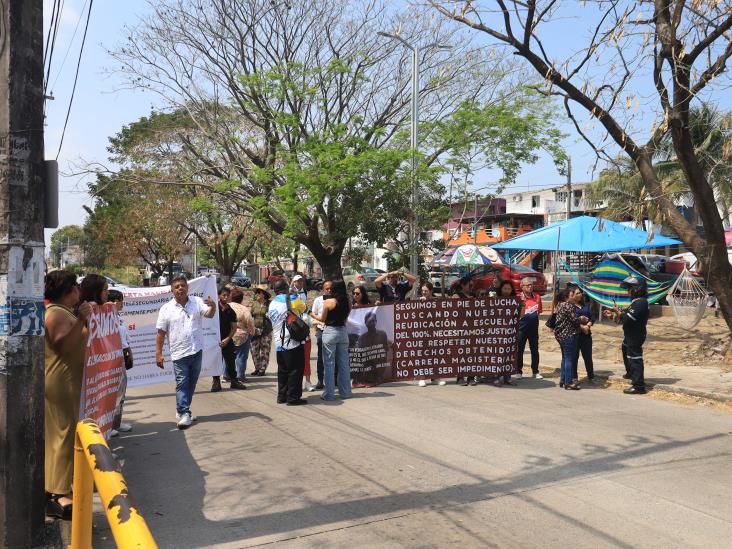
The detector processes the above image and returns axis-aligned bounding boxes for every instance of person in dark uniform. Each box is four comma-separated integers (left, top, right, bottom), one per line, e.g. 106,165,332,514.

604,276,649,395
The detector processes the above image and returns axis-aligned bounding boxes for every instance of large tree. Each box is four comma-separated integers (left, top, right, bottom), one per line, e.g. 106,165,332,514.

433,1,732,341
110,0,563,278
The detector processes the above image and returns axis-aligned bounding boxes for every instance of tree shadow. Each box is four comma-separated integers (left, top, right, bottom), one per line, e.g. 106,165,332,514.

95,393,730,548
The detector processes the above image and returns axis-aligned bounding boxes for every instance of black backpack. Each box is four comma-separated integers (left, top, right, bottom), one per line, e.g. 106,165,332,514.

281,292,309,343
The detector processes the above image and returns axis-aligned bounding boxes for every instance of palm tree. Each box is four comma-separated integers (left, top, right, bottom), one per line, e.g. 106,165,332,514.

589,103,732,227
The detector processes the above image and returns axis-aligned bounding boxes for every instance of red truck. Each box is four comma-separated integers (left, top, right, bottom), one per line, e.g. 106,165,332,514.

452,263,548,296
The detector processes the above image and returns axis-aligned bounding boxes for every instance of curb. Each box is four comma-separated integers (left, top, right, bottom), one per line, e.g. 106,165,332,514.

536,363,732,405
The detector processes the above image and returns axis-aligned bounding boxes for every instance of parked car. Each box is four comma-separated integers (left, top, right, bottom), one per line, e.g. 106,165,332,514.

266,270,307,289
429,269,461,295
230,272,252,287
619,253,704,286
460,263,547,296
77,275,129,290
343,266,381,292
307,276,324,291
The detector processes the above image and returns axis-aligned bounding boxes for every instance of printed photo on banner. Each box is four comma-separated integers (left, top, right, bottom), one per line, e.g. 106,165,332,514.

80,302,125,438
347,304,394,386
121,276,221,387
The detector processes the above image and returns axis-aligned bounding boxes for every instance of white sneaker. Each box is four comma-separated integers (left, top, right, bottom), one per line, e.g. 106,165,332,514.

438,380,446,386
515,373,523,379
176,412,198,422
418,380,427,387
177,412,192,429
534,373,544,379
304,381,315,392
117,422,132,432
109,429,119,437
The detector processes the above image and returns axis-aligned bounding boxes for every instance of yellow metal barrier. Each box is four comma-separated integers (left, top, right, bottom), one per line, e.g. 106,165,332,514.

71,419,157,549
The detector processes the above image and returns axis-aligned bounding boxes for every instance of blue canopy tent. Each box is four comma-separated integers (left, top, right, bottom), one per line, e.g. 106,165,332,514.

492,216,681,252
492,216,682,304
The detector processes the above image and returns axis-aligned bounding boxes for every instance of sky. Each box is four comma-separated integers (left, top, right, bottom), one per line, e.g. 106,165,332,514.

42,1,732,245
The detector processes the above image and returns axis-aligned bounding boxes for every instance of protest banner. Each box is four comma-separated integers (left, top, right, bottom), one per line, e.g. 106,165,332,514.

121,276,221,387
80,303,125,438
347,304,394,385
347,297,520,383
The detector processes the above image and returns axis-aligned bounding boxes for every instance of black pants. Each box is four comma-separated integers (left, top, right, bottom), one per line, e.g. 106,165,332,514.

222,343,237,381
517,322,540,375
572,333,594,380
277,345,305,403
316,330,324,384
622,337,645,389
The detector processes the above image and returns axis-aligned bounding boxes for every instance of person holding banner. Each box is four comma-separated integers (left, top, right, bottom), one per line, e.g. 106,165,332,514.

156,276,216,429
415,282,447,387
108,290,133,436
44,269,92,520
452,277,477,386
310,279,353,401
490,280,521,387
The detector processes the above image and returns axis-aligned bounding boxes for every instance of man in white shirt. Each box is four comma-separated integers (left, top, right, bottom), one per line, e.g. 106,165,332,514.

155,276,216,428
310,279,332,390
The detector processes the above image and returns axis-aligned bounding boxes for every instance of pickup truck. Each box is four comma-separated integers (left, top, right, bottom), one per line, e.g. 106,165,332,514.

618,253,701,286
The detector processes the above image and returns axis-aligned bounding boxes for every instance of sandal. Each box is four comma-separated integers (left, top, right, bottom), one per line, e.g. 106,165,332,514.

503,380,516,386
46,493,72,520
493,379,503,387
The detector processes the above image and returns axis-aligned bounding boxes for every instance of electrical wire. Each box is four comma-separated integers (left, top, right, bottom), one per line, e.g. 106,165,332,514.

56,0,93,161
44,0,65,95
49,0,90,93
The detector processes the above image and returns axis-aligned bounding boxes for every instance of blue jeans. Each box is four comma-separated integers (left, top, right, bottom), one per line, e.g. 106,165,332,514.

173,350,203,414
558,336,578,386
235,337,251,379
322,326,352,400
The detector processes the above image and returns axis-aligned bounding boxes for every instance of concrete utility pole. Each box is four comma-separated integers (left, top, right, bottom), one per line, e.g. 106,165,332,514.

0,0,47,547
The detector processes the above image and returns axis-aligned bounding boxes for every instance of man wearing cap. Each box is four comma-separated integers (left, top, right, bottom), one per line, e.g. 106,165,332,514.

268,280,308,405
604,276,649,394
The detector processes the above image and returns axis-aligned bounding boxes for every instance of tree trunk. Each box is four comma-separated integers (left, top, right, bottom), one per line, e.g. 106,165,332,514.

301,237,346,280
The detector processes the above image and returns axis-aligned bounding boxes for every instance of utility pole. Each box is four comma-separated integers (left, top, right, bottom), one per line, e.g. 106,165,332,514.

0,1,47,547
565,157,572,220
376,33,451,279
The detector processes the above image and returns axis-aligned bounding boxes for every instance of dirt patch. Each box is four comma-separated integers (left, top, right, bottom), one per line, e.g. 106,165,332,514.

541,312,732,373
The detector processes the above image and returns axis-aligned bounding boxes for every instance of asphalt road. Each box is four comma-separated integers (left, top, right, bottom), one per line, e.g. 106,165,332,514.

97,372,732,548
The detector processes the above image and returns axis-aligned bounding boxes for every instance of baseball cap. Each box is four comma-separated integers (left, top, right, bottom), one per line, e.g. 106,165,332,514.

292,274,304,282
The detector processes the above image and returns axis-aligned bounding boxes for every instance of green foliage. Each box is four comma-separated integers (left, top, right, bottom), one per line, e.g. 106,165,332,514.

49,225,85,267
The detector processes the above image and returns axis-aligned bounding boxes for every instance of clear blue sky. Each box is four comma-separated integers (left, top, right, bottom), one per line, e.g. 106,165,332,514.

43,1,730,243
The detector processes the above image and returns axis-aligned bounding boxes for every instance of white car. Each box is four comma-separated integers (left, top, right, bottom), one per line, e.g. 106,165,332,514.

670,250,732,272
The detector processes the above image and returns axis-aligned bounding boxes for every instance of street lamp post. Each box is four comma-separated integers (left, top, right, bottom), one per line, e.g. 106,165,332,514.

377,32,450,278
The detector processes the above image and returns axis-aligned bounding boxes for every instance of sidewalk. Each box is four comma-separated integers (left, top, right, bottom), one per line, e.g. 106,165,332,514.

536,349,732,403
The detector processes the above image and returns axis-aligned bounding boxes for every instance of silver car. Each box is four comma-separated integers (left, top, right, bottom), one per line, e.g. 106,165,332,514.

343,266,380,292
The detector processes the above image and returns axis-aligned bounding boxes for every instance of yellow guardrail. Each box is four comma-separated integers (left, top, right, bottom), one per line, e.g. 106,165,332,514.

71,419,157,549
